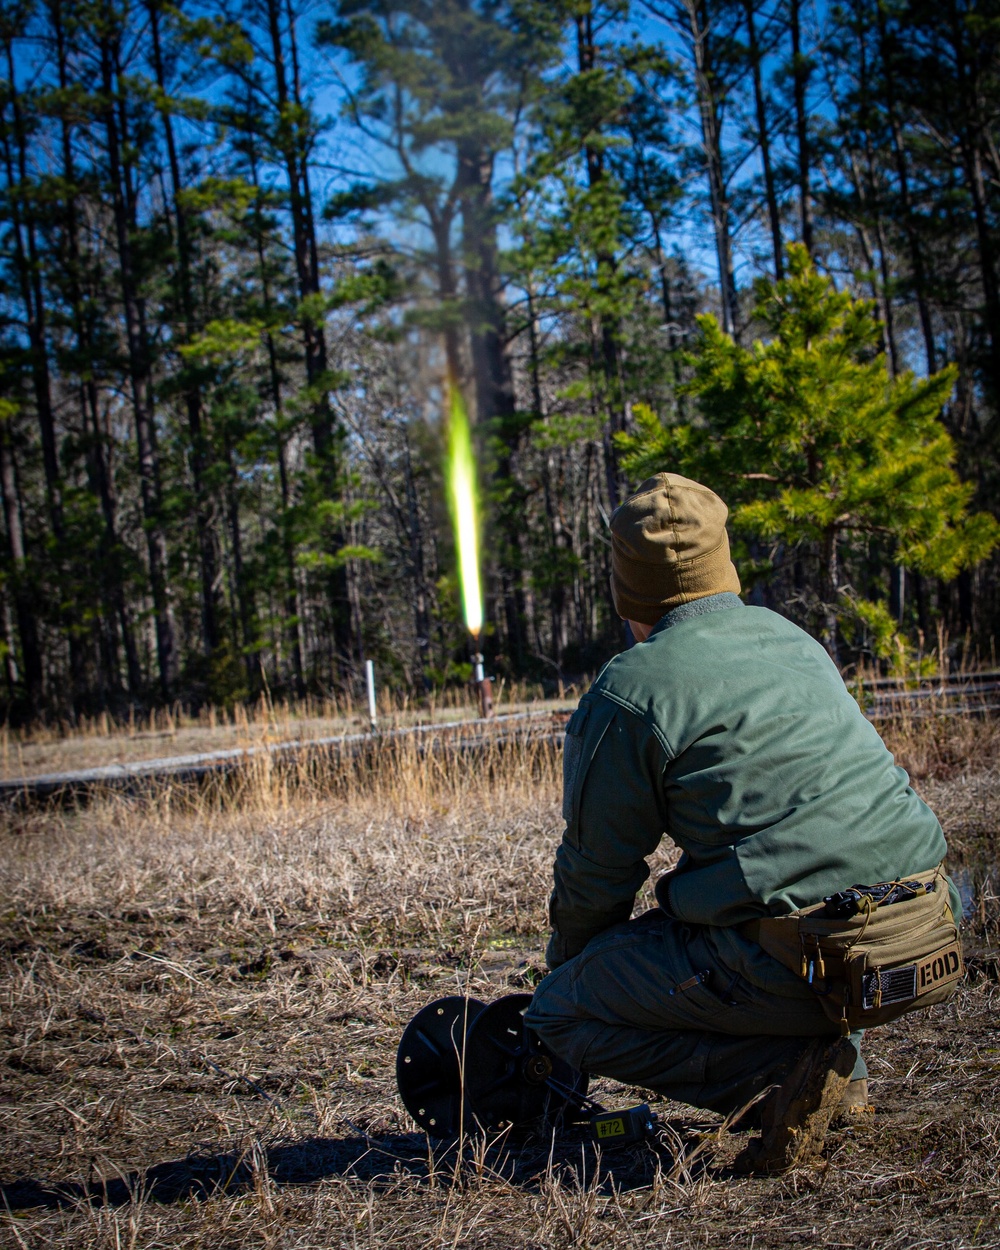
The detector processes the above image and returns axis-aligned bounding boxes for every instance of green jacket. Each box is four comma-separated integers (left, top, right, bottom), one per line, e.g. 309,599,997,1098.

549,593,956,970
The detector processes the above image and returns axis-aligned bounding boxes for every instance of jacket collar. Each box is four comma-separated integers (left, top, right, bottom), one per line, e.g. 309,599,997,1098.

649,591,744,638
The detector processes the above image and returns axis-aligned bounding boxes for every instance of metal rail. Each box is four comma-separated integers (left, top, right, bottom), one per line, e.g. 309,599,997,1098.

858,669,1000,689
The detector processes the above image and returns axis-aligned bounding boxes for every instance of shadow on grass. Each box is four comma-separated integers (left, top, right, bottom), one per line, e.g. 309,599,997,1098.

1,1119,717,1211
1,1132,428,1210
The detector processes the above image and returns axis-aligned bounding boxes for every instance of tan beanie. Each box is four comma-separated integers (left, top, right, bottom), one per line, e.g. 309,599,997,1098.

610,472,741,625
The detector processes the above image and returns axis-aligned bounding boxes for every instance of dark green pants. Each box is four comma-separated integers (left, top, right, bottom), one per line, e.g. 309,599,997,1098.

525,911,865,1117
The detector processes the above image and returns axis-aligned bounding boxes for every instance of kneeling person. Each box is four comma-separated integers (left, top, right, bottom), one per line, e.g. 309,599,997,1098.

525,473,962,1169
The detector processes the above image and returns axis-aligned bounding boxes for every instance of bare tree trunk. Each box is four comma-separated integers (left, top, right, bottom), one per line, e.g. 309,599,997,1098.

945,0,1000,408
873,223,900,378
875,0,937,373
889,560,906,625
274,413,306,699
50,0,141,703
0,422,42,705
100,18,177,699
822,524,840,663
651,232,687,406
223,434,258,692
246,131,306,698
2,593,18,701
148,0,221,662
789,0,814,253
845,155,900,375
401,424,432,687
456,146,516,426
1,35,86,708
576,5,628,506
744,0,784,279
527,283,568,666
850,22,901,373
682,0,739,335
429,214,464,381
963,144,1000,399
264,0,352,667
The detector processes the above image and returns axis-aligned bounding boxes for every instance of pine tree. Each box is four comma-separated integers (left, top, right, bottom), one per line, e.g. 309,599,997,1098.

618,244,999,659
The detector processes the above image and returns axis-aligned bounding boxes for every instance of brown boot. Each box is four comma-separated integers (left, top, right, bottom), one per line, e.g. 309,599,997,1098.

735,1037,856,1174
831,1078,875,1129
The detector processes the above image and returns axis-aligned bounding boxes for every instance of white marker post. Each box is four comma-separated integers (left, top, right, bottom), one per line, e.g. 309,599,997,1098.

365,659,377,732
472,651,494,719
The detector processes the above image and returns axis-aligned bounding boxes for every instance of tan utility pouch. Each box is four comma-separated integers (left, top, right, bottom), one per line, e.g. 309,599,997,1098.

742,864,963,1033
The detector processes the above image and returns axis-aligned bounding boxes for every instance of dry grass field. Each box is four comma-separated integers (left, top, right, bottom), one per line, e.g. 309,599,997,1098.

0,686,574,781
1,715,998,1249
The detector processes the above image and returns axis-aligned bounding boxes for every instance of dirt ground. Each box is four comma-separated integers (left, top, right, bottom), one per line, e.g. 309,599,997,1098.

1,729,998,1249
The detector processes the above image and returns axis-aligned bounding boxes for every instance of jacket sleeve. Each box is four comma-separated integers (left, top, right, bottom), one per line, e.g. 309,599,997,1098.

546,693,670,968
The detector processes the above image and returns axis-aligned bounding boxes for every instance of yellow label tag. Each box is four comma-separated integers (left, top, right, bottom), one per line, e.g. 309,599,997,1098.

917,942,963,991
596,1117,626,1139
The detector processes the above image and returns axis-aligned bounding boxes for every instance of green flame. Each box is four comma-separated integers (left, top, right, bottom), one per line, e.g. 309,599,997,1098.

446,384,483,638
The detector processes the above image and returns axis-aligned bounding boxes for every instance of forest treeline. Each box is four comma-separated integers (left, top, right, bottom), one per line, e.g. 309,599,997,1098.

2,0,999,720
